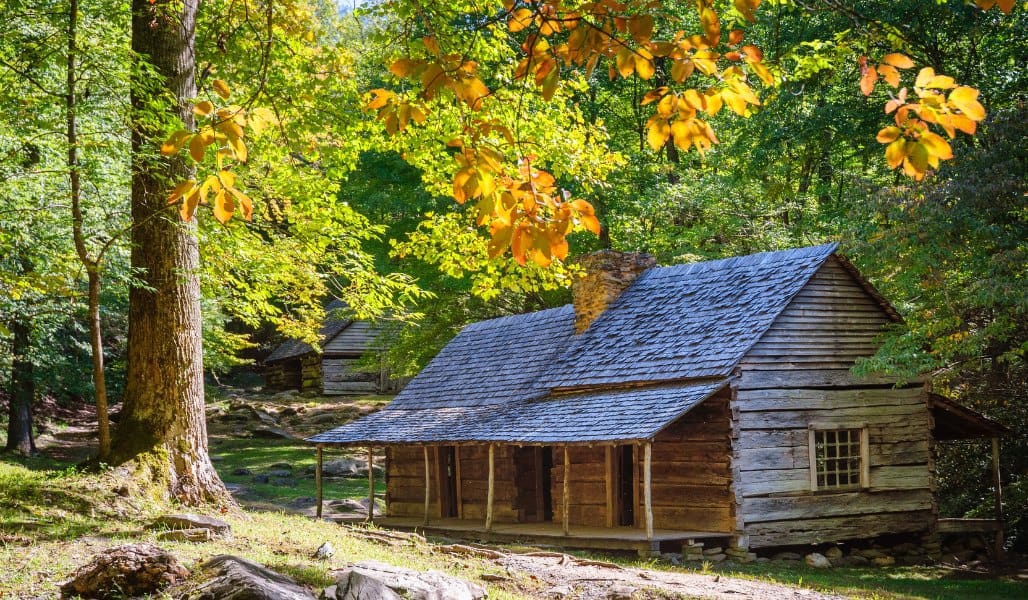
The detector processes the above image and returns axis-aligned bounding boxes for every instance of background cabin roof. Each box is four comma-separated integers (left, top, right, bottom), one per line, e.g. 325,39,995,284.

541,243,840,389
307,380,726,445
264,299,353,364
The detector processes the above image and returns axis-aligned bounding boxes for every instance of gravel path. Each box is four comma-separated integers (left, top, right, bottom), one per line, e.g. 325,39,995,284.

496,551,845,600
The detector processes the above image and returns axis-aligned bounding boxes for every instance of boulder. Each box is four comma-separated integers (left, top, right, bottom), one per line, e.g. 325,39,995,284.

320,458,364,477
872,556,896,567
251,426,297,440
60,543,187,599
270,462,294,471
233,467,254,476
313,542,335,560
157,528,213,543
266,469,293,478
825,546,843,560
606,584,638,599
183,555,315,600
805,553,831,569
151,513,231,537
326,560,486,600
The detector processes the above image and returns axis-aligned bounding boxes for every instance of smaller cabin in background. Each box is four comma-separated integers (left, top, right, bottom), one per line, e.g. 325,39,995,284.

264,300,399,395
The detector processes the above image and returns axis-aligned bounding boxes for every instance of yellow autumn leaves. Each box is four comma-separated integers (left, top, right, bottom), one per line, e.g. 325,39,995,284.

162,80,274,224
862,55,987,180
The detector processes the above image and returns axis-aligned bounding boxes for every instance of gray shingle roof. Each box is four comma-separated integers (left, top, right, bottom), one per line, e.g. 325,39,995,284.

307,244,840,445
540,243,838,388
306,380,726,445
388,305,576,410
265,300,352,364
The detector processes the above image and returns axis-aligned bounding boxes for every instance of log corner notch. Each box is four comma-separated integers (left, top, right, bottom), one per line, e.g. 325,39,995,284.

315,445,324,519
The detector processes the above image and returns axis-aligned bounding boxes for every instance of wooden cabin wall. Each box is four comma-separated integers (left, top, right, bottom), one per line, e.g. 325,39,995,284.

323,321,375,354
457,445,519,522
551,446,607,526
384,445,518,522
734,257,934,548
322,358,379,395
300,354,321,392
265,360,302,391
645,389,735,533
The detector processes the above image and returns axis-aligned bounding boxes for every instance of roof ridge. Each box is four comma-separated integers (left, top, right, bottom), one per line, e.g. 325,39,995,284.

644,242,839,277
463,303,573,331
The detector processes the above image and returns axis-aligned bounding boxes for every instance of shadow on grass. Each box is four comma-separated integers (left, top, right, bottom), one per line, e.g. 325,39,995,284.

0,455,133,543
715,562,1026,600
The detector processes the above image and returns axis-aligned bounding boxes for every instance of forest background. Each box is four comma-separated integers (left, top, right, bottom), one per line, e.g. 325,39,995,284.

1,0,1025,550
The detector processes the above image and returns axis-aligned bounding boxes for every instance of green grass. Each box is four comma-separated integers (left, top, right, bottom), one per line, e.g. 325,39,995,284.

599,553,1027,600
210,438,384,507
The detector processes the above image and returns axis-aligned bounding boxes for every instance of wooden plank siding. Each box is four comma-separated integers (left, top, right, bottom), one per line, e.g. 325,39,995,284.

385,445,519,523
323,321,377,354
734,256,935,548
643,390,735,533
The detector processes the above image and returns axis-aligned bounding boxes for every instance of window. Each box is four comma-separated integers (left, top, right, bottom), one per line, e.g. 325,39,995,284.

809,427,869,491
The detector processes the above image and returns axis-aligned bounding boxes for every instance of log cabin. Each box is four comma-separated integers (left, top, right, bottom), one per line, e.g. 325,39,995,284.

264,300,399,395
307,244,1006,554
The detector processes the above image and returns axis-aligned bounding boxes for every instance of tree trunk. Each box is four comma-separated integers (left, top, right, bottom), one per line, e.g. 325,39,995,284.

109,0,226,504
5,317,36,456
66,0,111,459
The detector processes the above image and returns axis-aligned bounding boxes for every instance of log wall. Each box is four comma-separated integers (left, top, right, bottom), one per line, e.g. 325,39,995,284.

551,446,608,526
385,445,518,522
646,389,735,532
734,257,935,548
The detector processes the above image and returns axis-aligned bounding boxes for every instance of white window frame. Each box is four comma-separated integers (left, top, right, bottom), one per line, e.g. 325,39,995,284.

808,424,870,492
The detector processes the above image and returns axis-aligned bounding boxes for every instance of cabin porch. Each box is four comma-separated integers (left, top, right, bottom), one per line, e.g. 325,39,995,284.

338,516,729,555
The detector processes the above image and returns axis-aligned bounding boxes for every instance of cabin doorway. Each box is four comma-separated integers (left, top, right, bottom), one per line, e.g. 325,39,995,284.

616,445,635,526
437,446,458,518
514,446,553,522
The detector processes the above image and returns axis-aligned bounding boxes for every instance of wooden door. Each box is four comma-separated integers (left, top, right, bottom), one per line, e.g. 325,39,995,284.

514,446,554,522
437,446,458,518
616,445,635,526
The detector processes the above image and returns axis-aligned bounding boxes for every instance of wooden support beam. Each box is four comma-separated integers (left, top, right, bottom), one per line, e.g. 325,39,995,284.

643,442,653,541
992,437,1004,558
562,445,570,536
604,446,614,528
315,446,324,519
367,447,375,522
423,446,431,526
485,443,495,531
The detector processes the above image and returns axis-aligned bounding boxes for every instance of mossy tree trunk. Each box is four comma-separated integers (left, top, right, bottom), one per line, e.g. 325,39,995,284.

108,0,225,504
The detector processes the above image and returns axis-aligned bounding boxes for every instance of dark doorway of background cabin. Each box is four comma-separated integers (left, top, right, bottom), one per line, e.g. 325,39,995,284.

617,445,635,526
438,446,458,518
514,446,553,522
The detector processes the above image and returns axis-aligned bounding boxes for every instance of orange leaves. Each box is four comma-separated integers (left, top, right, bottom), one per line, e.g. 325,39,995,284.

381,54,491,112
365,89,427,134
975,0,1014,13
861,54,986,180
162,81,259,224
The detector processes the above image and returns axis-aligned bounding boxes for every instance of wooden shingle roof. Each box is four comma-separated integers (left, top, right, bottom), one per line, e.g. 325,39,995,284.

308,244,851,446
264,300,353,364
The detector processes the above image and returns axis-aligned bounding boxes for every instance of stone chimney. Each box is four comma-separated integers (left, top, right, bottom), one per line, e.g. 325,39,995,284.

571,250,656,334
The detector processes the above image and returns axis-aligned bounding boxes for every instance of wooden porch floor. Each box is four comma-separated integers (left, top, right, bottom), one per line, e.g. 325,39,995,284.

346,517,729,554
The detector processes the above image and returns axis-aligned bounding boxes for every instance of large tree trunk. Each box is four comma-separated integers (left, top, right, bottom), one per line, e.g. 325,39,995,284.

5,317,36,456
109,0,226,504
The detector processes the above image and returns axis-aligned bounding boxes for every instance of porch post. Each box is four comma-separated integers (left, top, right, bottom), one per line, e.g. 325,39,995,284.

367,447,375,523
604,446,614,528
992,437,1004,557
562,445,570,536
423,445,431,526
315,446,324,519
643,441,653,540
485,443,495,531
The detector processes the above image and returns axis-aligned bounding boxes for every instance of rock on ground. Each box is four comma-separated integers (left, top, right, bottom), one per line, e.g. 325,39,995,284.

805,553,832,568
151,513,232,537
60,543,188,599
181,555,315,600
326,560,486,600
